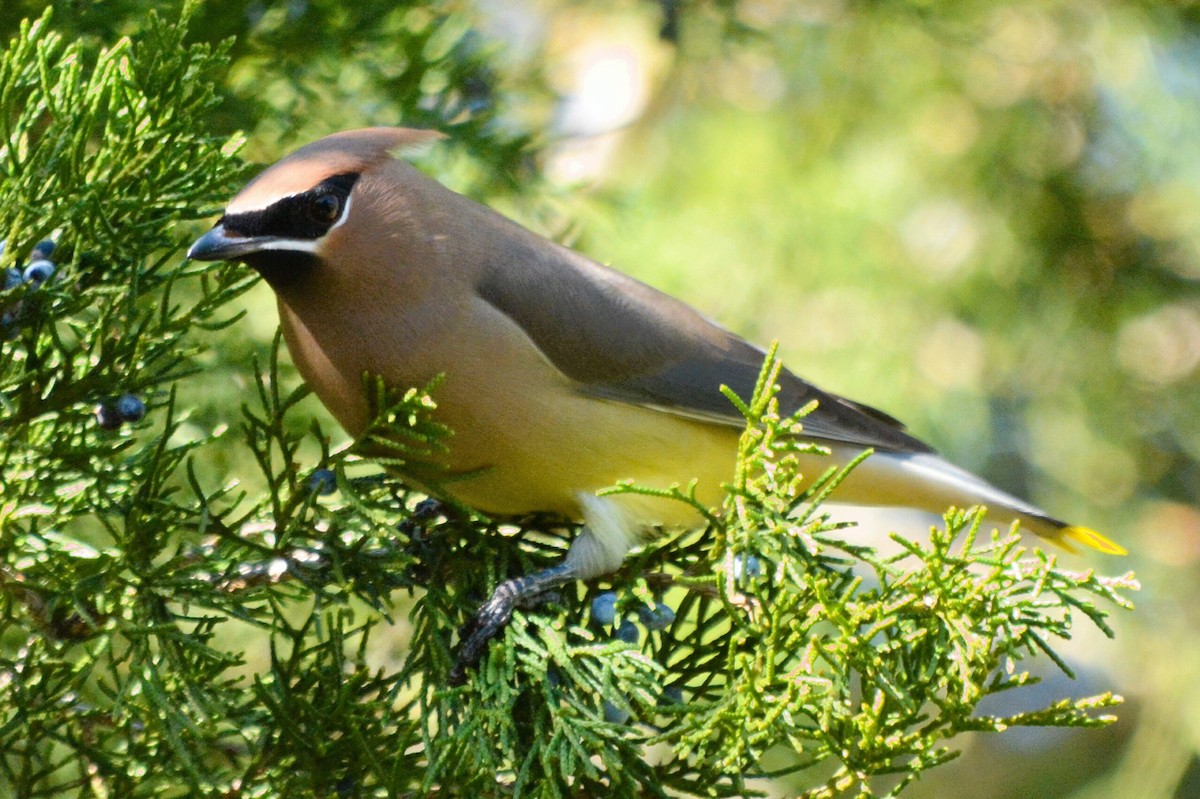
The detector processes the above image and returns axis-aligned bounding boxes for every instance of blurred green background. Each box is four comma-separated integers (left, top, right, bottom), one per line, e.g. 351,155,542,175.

5,0,1197,795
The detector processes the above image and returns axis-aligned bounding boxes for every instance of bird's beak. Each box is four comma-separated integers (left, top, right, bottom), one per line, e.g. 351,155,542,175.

187,223,271,262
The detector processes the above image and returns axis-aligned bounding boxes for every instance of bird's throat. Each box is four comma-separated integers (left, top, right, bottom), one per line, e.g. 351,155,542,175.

244,251,321,291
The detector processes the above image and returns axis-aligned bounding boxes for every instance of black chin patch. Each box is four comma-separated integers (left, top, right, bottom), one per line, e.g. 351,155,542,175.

244,250,321,290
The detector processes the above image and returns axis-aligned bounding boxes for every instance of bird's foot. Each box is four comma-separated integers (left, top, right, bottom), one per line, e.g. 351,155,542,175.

449,564,574,685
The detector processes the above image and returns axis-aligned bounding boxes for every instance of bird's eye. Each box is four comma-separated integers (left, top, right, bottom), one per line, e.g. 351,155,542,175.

309,192,342,225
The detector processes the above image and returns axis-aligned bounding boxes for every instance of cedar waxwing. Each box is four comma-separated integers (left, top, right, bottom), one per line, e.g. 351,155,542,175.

188,128,1125,681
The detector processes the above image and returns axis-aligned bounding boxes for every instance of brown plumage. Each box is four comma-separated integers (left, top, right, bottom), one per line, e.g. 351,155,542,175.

188,127,1124,680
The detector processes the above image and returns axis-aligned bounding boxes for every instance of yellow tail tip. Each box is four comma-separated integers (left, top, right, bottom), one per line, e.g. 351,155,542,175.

1062,525,1128,556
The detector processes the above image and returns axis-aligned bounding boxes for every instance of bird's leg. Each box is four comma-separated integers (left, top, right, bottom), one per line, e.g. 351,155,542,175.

450,499,638,684
450,561,578,685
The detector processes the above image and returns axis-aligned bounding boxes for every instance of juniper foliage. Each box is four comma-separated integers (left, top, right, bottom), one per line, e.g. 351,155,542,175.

0,10,1136,799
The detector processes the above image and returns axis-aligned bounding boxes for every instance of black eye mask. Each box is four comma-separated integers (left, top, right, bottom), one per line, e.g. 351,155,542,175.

221,172,360,241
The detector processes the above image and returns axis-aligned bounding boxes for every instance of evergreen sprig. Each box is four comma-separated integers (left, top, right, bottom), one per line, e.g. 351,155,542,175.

0,8,260,797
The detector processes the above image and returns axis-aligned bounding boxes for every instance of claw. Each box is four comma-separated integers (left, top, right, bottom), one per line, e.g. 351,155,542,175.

450,591,517,685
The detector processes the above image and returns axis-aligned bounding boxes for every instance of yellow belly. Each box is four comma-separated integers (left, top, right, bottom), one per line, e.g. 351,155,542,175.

434,389,742,527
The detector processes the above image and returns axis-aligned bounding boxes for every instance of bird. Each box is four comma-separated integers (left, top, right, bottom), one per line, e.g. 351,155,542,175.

187,127,1126,681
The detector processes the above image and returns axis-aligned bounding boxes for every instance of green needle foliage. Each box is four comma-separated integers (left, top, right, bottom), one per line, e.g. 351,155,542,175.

0,9,1136,799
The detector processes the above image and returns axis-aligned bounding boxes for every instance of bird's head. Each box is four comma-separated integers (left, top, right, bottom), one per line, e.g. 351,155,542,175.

187,127,444,287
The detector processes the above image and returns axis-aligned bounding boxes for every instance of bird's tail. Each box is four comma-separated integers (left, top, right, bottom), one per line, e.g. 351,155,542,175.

1020,515,1128,556
825,449,1129,556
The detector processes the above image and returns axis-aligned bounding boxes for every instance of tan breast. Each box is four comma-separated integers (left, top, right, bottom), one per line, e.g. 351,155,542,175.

277,276,741,527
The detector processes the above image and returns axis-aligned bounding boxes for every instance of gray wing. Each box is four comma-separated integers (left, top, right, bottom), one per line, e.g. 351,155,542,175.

475,226,934,455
